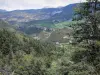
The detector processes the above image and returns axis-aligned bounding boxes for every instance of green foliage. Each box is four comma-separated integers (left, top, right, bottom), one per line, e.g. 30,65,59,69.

71,0,100,75
0,29,20,55
0,1,100,75
54,21,84,29
0,28,76,75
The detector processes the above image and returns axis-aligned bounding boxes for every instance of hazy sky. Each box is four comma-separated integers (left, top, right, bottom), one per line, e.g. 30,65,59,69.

0,0,86,11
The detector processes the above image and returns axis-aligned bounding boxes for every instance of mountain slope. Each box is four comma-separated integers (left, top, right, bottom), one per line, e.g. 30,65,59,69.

0,19,11,28
0,3,77,23
0,19,16,32
51,4,77,21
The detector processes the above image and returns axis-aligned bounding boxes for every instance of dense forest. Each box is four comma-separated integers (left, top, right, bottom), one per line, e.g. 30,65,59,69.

0,0,100,75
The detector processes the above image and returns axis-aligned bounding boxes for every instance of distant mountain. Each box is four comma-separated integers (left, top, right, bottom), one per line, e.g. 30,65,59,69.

51,4,77,22
0,9,7,13
0,3,80,43
0,3,78,42
0,3,77,23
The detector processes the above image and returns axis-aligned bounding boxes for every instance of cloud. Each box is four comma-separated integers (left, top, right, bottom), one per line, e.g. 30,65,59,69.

0,0,86,11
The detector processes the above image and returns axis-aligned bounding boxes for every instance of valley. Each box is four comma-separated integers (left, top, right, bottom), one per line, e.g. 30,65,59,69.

0,3,78,44
0,1,100,75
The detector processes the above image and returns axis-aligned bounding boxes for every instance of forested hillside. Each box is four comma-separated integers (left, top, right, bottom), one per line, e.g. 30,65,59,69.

0,0,100,75
0,28,77,75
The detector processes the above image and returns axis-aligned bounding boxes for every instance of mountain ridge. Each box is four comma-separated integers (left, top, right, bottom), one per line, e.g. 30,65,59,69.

0,3,77,23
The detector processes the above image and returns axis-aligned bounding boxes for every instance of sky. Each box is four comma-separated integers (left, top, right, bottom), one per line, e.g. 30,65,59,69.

0,0,86,11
